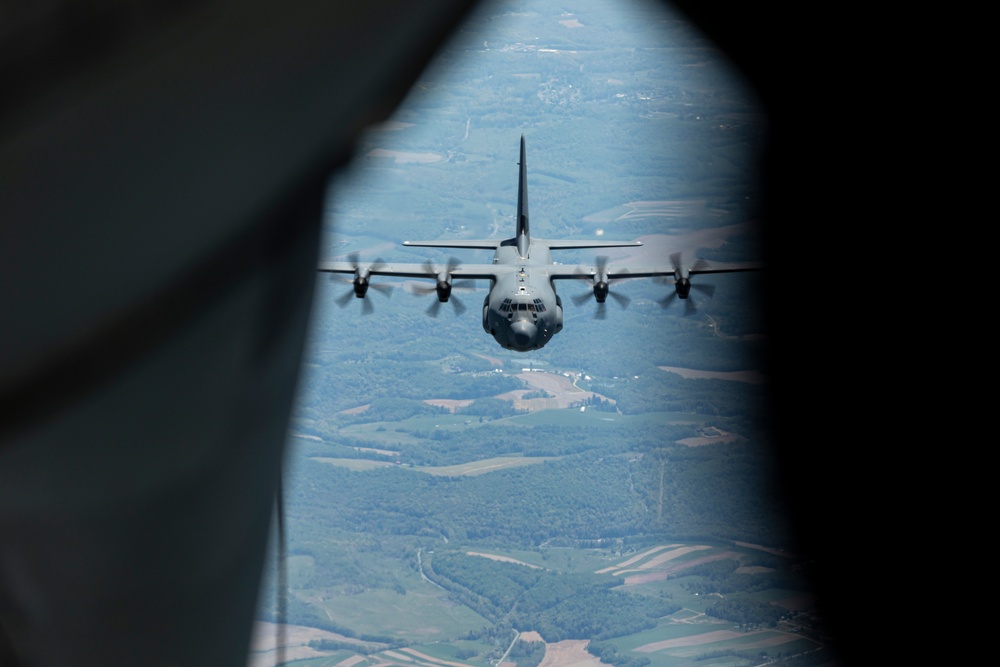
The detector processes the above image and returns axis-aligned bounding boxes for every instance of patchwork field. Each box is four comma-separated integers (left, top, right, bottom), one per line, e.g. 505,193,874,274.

307,582,489,643
247,623,361,667
416,457,558,476
312,457,397,471
537,641,604,667
466,552,543,569
497,371,612,410
596,544,723,578
658,367,767,385
258,540,821,667
311,456,557,476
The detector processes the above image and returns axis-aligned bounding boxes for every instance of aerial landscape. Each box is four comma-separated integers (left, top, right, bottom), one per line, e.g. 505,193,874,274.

251,1,831,666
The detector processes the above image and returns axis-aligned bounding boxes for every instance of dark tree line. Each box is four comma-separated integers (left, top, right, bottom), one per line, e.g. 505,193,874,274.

677,558,805,596
587,641,651,667
705,598,785,629
508,639,546,667
428,552,677,642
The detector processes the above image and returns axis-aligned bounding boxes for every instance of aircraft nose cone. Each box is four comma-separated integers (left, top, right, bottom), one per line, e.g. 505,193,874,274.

509,320,537,350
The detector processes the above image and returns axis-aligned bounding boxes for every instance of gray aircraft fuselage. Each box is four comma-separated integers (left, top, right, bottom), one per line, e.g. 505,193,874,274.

481,243,563,351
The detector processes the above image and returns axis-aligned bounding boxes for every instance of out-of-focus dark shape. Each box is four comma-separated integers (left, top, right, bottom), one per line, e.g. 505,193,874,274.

0,1,475,664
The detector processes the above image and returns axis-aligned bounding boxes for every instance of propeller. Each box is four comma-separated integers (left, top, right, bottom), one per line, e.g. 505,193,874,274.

657,252,714,315
573,256,631,319
330,252,392,315
410,257,474,317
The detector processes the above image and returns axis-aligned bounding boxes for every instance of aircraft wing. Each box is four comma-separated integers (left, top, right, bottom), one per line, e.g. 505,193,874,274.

401,239,643,251
318,261,506,281
547,260,763,280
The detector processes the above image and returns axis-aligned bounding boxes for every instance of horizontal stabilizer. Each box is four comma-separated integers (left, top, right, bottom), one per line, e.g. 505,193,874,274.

403,240,503,249
543,239,643,250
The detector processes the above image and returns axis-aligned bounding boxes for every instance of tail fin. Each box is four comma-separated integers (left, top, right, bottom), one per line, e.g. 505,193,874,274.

405,135,531,252
516,134,529,257
405,135,643,253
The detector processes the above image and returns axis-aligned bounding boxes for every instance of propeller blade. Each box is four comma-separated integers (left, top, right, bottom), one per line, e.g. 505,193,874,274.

366,258,393,298
409,279,477,295
595,255,609,278
420,256,464,276
408,282,437,296
573,255,630,313
335,290,355,308
608,291,631,309
413,257,469,318
657,252,713,314
330,253,391,310
692,283,715,298
370,282,393,297
669,251,683,273
420,293,465,317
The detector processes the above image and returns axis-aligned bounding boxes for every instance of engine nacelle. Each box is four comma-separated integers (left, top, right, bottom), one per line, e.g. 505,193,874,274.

675,277,691,299
435,280,452,302
353,275,370,298
593,280,609,303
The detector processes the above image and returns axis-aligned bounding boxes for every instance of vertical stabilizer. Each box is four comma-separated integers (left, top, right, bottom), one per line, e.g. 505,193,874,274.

516,134,529,257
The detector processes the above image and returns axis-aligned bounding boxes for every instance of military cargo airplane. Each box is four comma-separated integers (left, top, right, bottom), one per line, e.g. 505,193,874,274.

318,135,757,351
